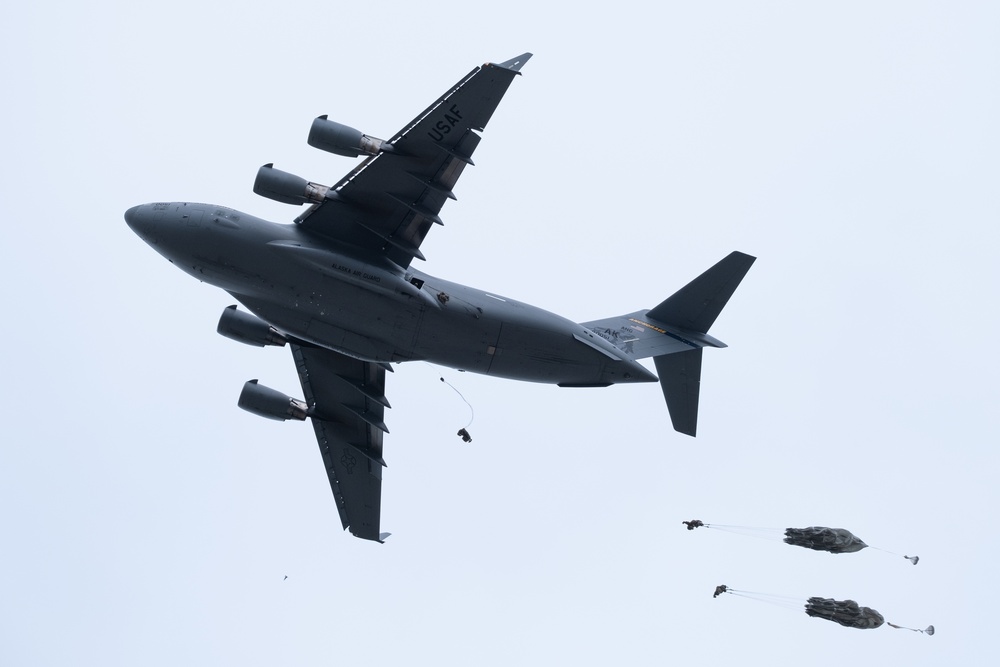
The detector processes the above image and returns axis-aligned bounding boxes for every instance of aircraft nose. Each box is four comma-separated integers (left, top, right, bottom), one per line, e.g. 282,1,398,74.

125,204,156,243
124,205,140,227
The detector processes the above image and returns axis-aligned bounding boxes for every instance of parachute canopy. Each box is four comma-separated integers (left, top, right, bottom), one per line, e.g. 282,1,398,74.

684,520,918,563
805,597,884,629
784,527,868,554
718,587,933,635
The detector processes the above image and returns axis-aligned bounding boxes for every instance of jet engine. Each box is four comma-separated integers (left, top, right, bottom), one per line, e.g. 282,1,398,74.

217,305,287,347
253,164,330,206
308,116,391,158
238,379,308,421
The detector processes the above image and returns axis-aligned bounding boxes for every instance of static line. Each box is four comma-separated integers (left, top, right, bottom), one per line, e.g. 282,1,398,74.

440,376,475,428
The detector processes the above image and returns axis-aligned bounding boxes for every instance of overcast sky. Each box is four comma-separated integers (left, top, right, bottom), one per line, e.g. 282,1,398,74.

2,2,997,665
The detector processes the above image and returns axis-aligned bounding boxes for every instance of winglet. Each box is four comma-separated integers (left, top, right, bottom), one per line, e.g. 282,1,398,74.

494,52,533,73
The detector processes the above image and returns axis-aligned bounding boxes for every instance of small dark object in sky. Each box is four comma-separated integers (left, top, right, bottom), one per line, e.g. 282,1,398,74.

283,575,288,580
683,519,704,530
457,428,472,443
713,584,728,598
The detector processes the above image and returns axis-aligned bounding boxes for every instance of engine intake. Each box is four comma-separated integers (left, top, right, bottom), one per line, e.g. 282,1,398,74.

308,116,391,158
217,305,287,347
253,164,329,206
238,380,308,421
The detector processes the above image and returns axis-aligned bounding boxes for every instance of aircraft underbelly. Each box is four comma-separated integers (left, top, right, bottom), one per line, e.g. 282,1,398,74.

237,273,426,362
306,286,424,361
412,305,502,374
488,323,601,383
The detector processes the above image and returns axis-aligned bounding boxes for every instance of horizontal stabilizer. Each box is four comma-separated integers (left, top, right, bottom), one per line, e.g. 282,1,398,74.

647,252,755,334
654,349,703,437
495,53,533,72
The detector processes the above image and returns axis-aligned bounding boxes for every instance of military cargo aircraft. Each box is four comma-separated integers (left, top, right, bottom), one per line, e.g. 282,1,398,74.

125,53,755,542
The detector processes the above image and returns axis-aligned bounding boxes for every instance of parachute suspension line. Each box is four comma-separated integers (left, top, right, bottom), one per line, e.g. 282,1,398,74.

703,524,785,531
440,377,474,426
701,524,786,543
681,520,785,536
725,588,804,603
869,546,920,565
719,587,803,612
887,622,935,635
440,376,474,442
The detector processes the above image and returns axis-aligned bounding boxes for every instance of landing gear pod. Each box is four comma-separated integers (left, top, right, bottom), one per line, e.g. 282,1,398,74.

253,164,330,205
217,305,287,347
308,116,391,157
238,379,308,421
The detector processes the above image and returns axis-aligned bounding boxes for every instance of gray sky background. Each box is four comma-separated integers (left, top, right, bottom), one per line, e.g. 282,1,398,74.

2,2,997,665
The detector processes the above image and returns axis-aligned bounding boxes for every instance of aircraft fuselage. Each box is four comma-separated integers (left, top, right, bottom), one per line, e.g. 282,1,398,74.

125,201,657,387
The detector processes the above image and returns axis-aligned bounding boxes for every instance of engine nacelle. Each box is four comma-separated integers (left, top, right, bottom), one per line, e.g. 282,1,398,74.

217,305,287,347
253,163,330,206
308,116,391,158
238,379,308,421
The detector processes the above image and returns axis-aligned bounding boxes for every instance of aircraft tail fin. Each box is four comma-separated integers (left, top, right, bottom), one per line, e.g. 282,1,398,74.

650,251,754,436
654,348,703,437
581,251,755,437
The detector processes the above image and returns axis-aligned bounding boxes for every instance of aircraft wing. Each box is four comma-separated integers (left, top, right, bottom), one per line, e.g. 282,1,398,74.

290,343,390,542
296,53,532,268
